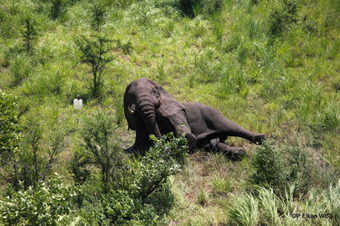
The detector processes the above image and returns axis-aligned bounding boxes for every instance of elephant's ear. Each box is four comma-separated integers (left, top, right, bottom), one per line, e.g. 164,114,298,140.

153,85,185,121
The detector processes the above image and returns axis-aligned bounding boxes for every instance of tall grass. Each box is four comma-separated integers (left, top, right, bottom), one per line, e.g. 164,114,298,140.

228,192,259,226
228,181,340,226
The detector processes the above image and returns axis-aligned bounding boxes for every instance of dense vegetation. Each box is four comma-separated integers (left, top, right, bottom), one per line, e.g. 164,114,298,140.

0,0,339,225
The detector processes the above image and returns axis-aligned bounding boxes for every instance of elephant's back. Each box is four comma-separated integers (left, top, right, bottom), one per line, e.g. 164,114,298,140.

184,102,229,131
184,102,210,134
184,102,220,116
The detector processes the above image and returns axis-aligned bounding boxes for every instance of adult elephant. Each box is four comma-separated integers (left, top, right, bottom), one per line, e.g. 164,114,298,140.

124,78,265,160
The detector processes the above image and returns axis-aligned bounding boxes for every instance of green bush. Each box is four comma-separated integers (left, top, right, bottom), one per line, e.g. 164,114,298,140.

0,92,22,191
102,190,159,225
17,118,67,190
268,0,298,36
50,0,67,20
0,174,79,225
1,101,68,191
22,70,65,96
178,0,225,17
102,133,187,224
76,131,188,224
133,133,188,201
77,109,125,191
0,92,21,154
10,54,33,84
250,141,287,192
250,140,315,197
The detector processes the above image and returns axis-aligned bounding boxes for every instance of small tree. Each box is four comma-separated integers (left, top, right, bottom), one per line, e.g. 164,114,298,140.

91,4,106,31
50,0,66,20
0,95,67,191
0,92,21,191
18,120,67,189
80,110,123,191
75,34,114,97
21,16,39,53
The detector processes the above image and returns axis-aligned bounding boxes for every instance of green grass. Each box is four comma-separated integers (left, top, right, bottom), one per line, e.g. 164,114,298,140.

1,0,340,224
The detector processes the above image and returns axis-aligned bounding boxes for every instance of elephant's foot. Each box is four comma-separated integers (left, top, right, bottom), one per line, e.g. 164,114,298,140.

124,143,149,156
252,134,266,145
186,133,197,150
204,140,246,161
218,143,246,161
124,147,142,156
210,137,220,148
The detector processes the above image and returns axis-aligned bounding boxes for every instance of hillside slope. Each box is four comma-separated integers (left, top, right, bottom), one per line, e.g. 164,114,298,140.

1,0,339,225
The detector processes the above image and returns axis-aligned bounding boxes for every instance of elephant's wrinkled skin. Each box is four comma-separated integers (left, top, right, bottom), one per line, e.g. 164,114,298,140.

124,78,265,160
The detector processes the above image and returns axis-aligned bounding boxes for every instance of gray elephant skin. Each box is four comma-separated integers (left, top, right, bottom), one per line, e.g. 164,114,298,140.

124,78,265,159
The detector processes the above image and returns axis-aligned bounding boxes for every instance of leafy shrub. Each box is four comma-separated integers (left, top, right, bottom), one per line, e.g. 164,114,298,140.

23,70,65,96
0,92,21,190
178,0,225,17
10,54,33,84
316,105,340,133
251,141,287,191
50,0,67,20
102,190,159,225
179,0,197,17
268,0,298,36
0,92,21,154
131,133,188,201
0,174,79,225
78,109,125,191
250,140,315,197
116,39,134,55
101,133,187,224
69,146,91,186
1,101,68,191
77,130,188,224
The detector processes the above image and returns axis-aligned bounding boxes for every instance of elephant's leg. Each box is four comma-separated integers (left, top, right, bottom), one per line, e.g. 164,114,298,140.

167,112,197,150
225,121,265,144
125,128,152,155
206,111,266,144
203,141,246,160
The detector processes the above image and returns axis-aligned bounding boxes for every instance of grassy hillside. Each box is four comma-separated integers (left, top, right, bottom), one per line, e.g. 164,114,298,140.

1,0,340,225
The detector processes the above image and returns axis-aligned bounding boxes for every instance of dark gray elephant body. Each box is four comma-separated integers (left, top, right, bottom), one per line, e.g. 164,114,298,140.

124,78,265,158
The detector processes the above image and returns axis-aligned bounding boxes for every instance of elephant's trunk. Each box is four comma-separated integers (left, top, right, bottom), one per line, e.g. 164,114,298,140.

136,94,162,139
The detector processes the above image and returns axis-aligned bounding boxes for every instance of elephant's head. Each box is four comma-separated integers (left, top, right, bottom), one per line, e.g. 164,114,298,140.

124,78,185,138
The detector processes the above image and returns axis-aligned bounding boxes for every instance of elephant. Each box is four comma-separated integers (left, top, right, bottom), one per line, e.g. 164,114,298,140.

124,78,265,160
